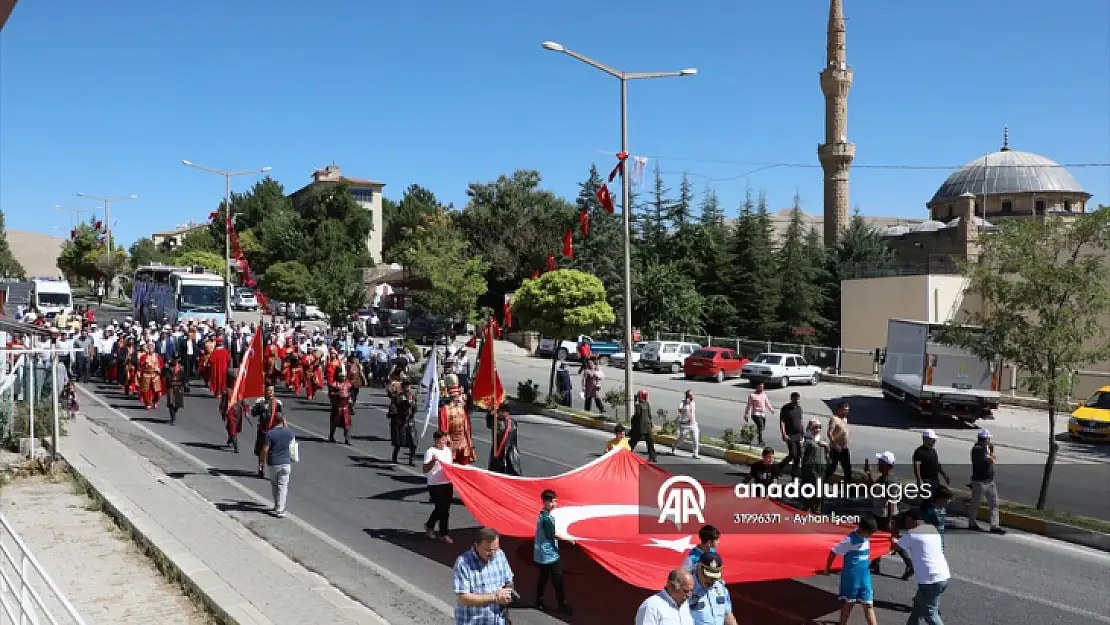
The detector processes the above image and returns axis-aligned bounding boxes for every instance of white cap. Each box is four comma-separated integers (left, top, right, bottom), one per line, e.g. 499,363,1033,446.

921,429,937,440
876,451,896,465
978,429,992,439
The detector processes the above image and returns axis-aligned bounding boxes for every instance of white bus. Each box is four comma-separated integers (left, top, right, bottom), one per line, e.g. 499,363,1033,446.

133,265,227,326
31,279,73,318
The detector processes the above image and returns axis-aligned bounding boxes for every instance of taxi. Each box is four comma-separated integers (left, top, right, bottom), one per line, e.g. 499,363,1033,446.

1068,386,1110,442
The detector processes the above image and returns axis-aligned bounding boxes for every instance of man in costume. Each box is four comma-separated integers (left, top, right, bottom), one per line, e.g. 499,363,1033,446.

206,337,231,397
302,350,323,400
438,385,475,465
137,341,165,411
163,353,187,425
117,337,136,397
487,404,521,475
199,332,217,385
328,370,352,444
388,378,417,465
218,370,244,452
282,337,301,392
265,342,282,387
252,383,283,476
345,353,365,415
325,348,344,386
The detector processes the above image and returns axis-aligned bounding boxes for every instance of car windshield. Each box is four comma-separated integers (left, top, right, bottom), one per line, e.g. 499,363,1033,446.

755,354,782,364
691,349,715,358
178,284,226,312
1086,392,1110,410
37,293,71,306
632,343,646,353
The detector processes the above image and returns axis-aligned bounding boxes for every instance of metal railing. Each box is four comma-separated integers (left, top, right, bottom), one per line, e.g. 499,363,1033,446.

0,514,87,625
654,332,877,376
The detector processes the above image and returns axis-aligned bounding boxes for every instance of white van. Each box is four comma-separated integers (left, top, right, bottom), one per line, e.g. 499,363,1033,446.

639,340,701,373
31,279,72,319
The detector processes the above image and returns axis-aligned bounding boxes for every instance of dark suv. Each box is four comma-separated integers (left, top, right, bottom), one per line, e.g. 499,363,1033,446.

409,315,455,345
379,309,409,336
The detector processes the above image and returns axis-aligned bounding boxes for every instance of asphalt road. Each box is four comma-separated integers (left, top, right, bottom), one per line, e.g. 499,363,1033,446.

492,345,1110,521
74,372,1110,625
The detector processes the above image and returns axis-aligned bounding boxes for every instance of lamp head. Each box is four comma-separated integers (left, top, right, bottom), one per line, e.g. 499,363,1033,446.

181,160,193,166
679,68,698,76
261,166,273,172
128,195,138,199
541,41,565,53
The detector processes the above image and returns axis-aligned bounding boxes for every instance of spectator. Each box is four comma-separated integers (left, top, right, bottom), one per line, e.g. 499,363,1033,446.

606,424,630,452
670,390,699,459
682,525,720,571
898,508,952,624
423,430,454,543
635,569,694,625
453,527,515,625
746,447,780,488
533,489,573,615
825,402,852,484
968,429,1005,535
259,413,294,518
777,392,805,476
912,429,951,494
921,485,953,551
743,382,774,445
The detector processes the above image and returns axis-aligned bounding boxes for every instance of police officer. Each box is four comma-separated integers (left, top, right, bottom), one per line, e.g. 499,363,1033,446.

689,552,738,625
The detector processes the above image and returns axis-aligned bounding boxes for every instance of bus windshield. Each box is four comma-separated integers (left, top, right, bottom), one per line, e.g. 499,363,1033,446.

37,293,71,307
178,283,226,312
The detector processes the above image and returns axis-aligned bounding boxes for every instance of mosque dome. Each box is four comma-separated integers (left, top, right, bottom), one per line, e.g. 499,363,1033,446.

929,145,1087,206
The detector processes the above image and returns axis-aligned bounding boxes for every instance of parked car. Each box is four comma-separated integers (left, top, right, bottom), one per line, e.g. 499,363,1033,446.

232,288,258,311
639,341,701,374
537,335,622,363
611,341,648,370
304,304,326,320
683,347,751,383
1069,386,1110,442
380,309,409,335
741,352,821,387
409,315,455,345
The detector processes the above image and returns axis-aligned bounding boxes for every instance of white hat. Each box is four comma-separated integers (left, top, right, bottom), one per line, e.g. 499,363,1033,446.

921,429,937,440
875,451,896,465
978,429,992,439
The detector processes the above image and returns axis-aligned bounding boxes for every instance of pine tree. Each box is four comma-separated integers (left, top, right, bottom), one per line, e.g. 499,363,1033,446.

0,210,26,279
695,187,736,335
643,162,672,261
671,173,694,227
730,188,780,338
569,165,624,314
774,194,827,341
803,225,830,338
698,185,724,228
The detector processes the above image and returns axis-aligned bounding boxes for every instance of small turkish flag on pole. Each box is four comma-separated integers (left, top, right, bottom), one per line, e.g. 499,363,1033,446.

562,230,573,259
596,184,614,213
530,269,540,280
545,253,556,272
579,208,589,236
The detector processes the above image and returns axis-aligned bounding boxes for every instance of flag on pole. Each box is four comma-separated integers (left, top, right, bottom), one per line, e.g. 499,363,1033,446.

228,327,265,406
472,322,505,410
420,348,440,438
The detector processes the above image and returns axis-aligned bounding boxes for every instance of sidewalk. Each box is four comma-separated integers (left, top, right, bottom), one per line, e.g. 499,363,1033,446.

57,414,388,625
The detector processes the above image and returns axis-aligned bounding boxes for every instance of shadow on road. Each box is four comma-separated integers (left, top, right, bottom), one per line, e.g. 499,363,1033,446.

1054,432,1110,460
821,396,976,431
207,467,263,479
183,441,229,452
215,500,269,514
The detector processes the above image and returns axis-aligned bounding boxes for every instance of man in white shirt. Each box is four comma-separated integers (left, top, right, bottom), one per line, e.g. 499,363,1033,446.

422,430,455,543
635,568,694,625
897,508,951,624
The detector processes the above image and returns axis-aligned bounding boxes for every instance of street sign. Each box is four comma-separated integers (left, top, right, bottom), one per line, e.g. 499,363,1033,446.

792,327,816,335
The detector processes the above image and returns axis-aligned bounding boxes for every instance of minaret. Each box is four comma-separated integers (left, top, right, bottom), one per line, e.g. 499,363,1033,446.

818,0,856,246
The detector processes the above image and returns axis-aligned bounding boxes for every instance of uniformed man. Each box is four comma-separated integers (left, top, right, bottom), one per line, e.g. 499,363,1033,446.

689,552,737,625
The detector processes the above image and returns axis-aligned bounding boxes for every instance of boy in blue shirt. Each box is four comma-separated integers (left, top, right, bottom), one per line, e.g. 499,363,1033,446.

682,525,720,571
533,489,573,615
824,516,879,625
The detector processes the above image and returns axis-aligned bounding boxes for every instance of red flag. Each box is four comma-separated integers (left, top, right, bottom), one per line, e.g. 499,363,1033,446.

69,229,76,240
228,328,265,405
503,303,513,328
208,211,219,220
93,220,103,232
562,230,573,259
578,208,589,236
471,322,505,410
545,253,556,272
596,185,614,213
530,270,540,280
608,157,625,183
465,334,478,349
440,449,890,590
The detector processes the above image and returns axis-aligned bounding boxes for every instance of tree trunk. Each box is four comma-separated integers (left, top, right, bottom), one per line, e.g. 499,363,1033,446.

1036,394,1058,510
547,337,559,400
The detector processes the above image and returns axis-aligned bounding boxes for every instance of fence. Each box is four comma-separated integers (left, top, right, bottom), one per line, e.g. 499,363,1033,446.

654,333,878,377
656,332,1110,402
0,514,87,624
0,348,74,461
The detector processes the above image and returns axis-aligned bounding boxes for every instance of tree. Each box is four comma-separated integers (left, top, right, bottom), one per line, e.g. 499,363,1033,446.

255,208,307,269
698,184,724,228
259,261,312,304
383,184,441,263
92,250,129,287
937,208,1110,511
294,183,374,270
802,225,830,337
172,250,225,276
642,162,672,261
402,223,489,322
129,237,169,270
174,228,220,255
568,165,623,313
56,218,102,283
311,254,367,326
822,210,894,344
730,188,780,337
633,261,704,336
0,211,26,279
774,195,827,340
511,269,615,395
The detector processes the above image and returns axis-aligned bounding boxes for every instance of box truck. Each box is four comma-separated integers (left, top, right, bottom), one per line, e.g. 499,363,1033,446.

880,318,1001,422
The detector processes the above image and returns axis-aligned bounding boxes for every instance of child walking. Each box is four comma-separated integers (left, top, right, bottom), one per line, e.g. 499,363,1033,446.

533,489,573,615
824,516,879,625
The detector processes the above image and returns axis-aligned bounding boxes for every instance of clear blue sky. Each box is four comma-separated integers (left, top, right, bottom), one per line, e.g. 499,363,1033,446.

2,0,1108,246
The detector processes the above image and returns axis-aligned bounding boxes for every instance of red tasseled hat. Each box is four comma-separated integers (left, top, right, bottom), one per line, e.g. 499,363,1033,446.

215,337,224,344
448,386,463,396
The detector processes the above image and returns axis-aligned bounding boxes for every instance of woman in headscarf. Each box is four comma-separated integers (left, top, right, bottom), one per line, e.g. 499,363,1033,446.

629,390,658,462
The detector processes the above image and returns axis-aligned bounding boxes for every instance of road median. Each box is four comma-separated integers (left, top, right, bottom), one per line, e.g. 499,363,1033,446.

511,396,1110,553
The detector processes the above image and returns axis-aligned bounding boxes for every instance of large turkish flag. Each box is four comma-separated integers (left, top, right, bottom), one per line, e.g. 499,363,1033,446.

440,448,890,590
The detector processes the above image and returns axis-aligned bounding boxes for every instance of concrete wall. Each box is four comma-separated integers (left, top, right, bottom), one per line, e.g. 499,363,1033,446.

354,192,383,264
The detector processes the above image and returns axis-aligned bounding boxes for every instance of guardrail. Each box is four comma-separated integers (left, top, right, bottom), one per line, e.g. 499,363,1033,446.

0,514,87,625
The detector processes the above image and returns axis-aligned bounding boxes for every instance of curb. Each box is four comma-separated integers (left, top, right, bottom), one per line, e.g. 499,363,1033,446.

513,399,1110,553
60,451,239,625
821,373,1073,411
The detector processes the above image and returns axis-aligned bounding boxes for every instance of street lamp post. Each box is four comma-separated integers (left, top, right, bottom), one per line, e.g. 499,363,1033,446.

53,205,91,230
76,193,137,252
180,160,272,315
542,41,696,416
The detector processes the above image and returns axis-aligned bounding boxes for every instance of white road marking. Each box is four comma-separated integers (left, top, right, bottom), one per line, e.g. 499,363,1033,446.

1004,531,1110,564
78,387,455,619
951,575,1110,624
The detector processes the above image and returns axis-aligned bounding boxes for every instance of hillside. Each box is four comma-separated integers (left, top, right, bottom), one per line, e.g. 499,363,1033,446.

6,229,64,279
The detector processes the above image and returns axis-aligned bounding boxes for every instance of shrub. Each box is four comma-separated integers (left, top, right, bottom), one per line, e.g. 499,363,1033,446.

656,408,678,435
516,380,541,404
545,391,565,408
721,428,740,450
737,424,758,446
2,403,64,452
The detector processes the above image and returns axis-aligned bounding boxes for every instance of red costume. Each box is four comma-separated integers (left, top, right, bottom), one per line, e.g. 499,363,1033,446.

325,357,344,386
438,392,475,465
329,381,352,429
265,344,282,386
137,351,164,410
283,345,302,392
219,390,244,437
302,354,323,400
206,340,231,397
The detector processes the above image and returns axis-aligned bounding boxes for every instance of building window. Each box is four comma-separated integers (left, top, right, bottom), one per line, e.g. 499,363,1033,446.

351,188,374,203
1064,200,1073,212
1035,199,1045,213
1001,198,1013,213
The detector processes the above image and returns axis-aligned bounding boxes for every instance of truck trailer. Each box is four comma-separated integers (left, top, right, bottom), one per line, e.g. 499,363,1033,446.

880,318,1001,422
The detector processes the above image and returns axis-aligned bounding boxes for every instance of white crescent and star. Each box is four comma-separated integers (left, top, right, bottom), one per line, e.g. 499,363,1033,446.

548,504,695,552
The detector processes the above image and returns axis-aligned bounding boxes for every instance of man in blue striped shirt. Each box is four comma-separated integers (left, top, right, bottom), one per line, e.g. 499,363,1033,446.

453,527,515,624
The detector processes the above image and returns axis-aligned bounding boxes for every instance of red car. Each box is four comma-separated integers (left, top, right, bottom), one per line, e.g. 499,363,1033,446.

683,347,751,383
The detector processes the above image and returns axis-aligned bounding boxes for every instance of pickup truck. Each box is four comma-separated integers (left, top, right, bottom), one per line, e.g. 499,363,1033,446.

537,335,622,365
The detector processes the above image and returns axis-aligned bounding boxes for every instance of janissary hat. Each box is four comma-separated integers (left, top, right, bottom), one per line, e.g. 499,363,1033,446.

448,386,463,396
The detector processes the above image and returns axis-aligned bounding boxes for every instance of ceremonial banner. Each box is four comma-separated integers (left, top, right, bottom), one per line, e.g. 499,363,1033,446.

228,328,265,405
440,448,890,590
420,349,440,438
471,322,504,410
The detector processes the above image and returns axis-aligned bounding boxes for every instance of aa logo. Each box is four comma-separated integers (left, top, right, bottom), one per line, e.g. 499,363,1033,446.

657,475,705,529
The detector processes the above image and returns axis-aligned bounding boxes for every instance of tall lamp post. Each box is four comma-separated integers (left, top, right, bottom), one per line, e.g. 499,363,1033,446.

541,40,696,416
76,193,137,252
180,160,271,314
53,205,91,230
